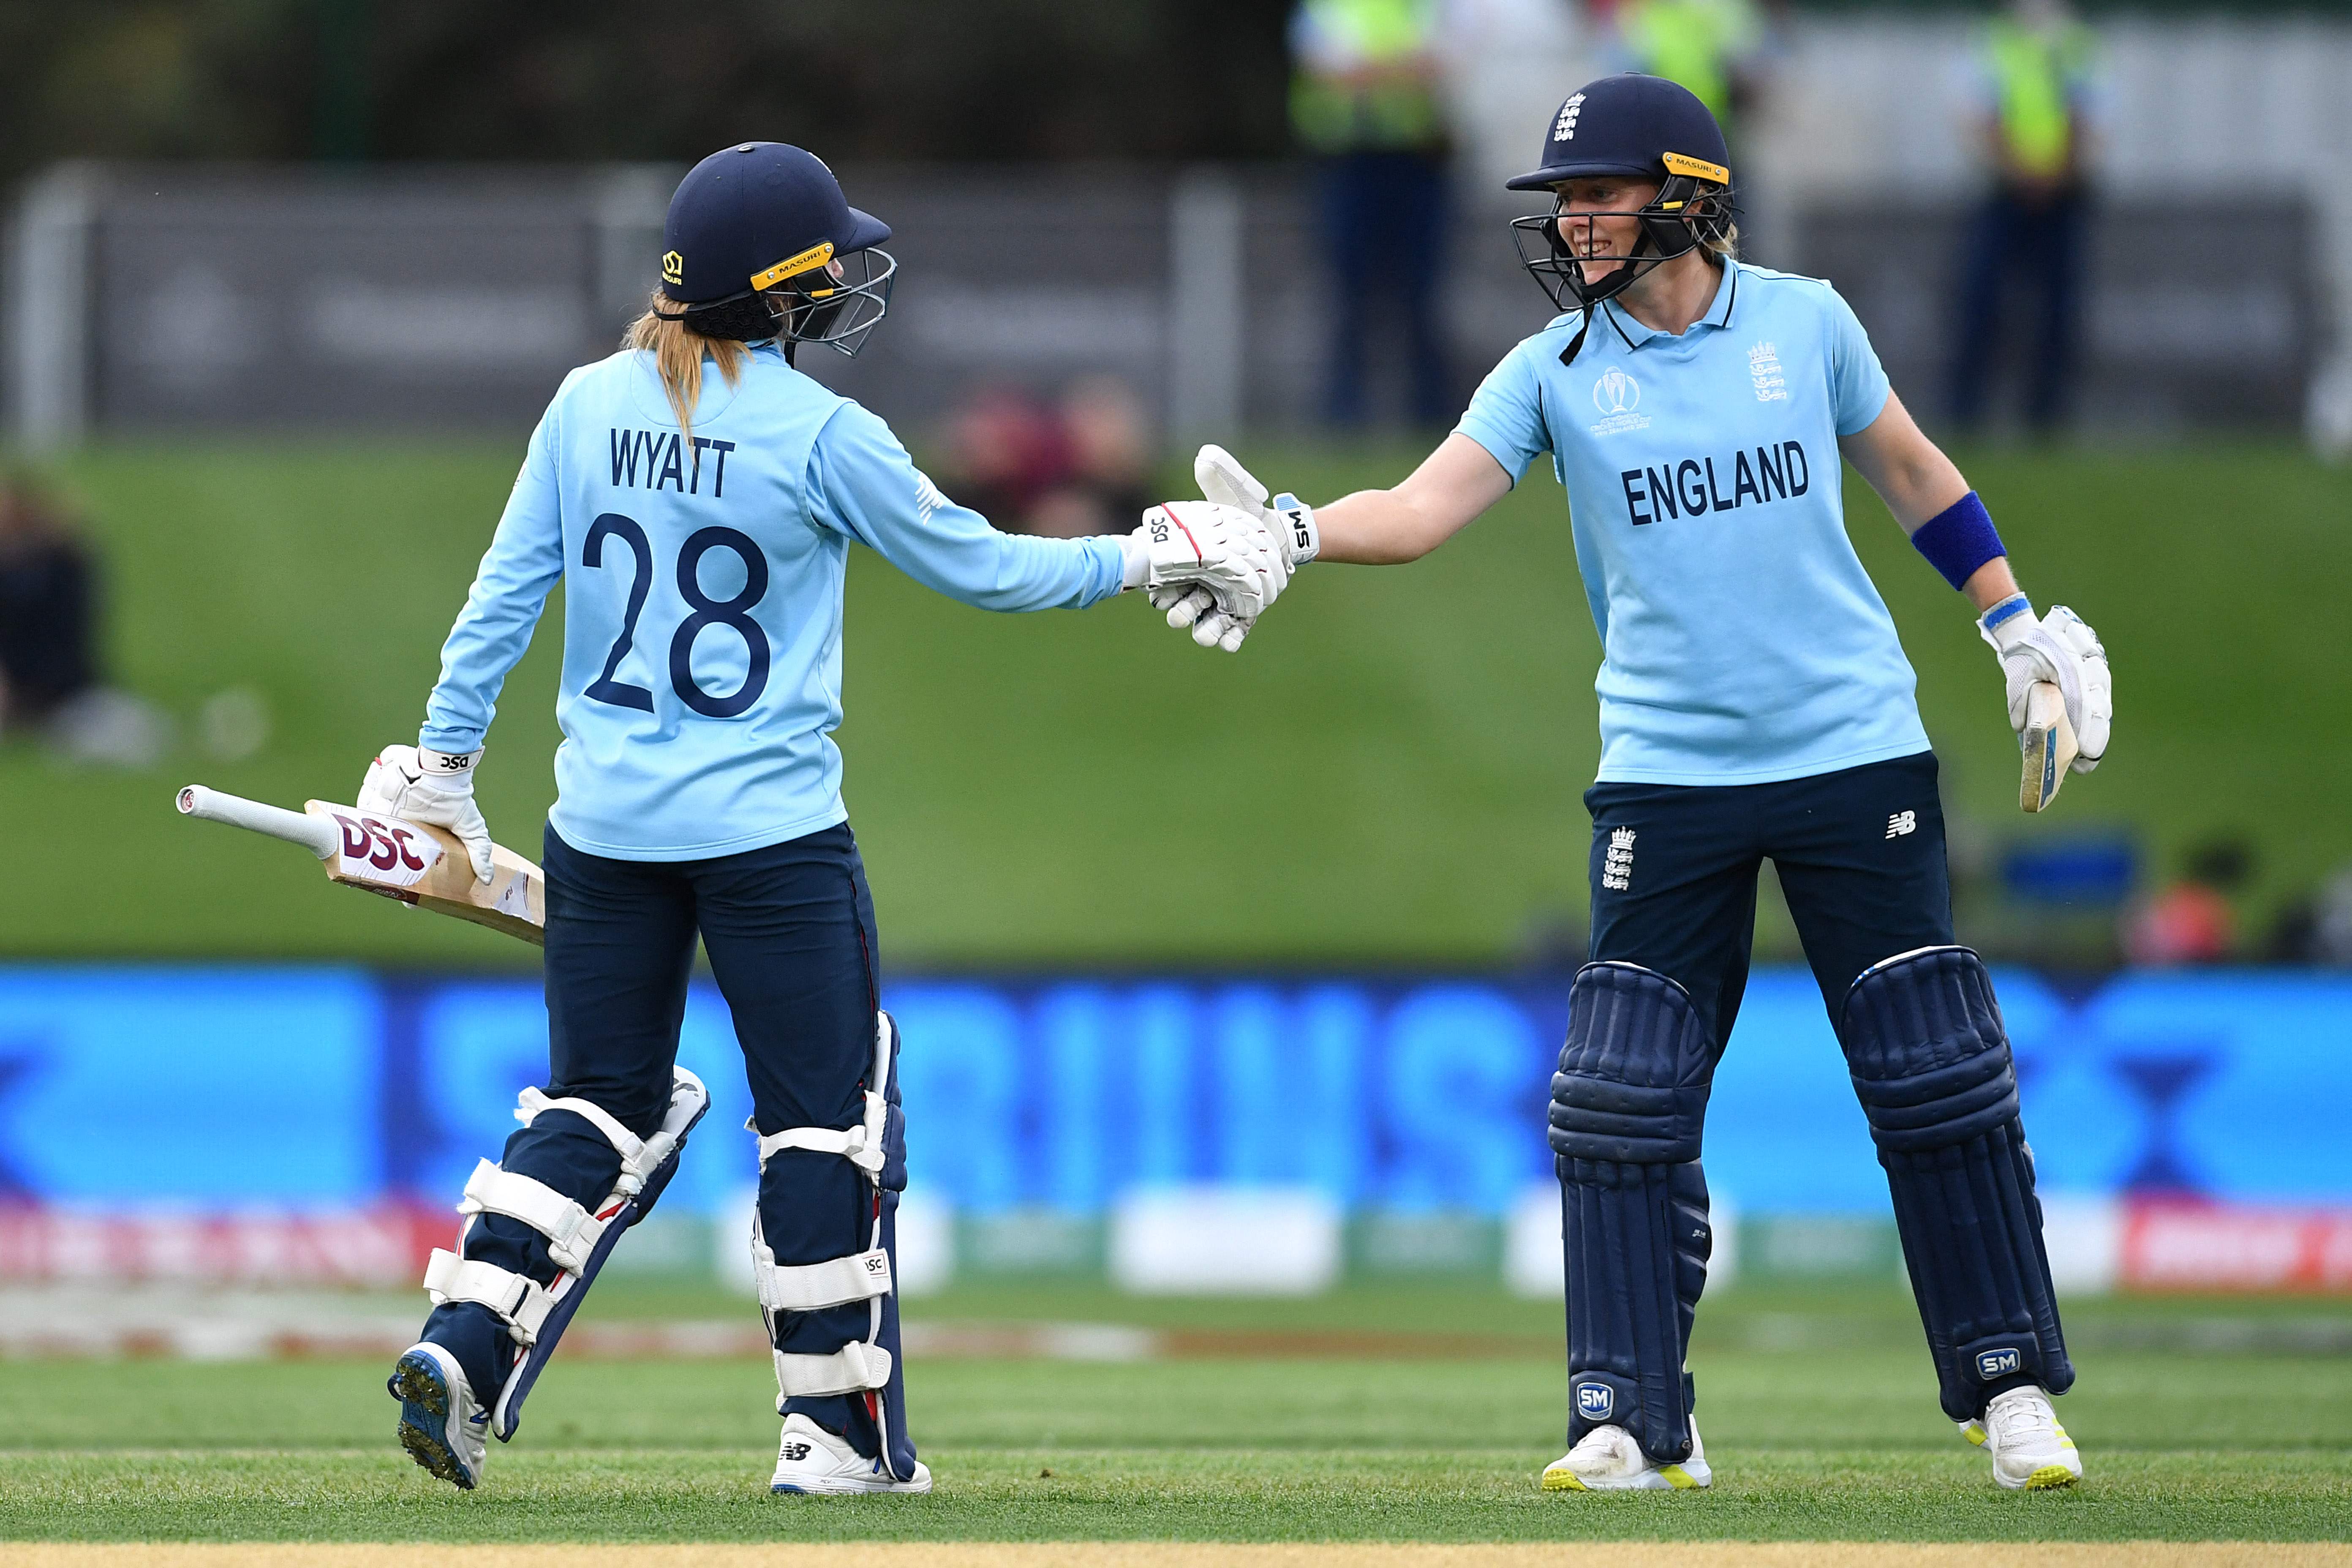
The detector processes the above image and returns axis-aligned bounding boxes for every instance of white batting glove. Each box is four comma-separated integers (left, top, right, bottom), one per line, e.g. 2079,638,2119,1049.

357,743,495,882
1977,597,2111,773
1196,444,1319,566
1152,445,1321,651
1123,502,1286,653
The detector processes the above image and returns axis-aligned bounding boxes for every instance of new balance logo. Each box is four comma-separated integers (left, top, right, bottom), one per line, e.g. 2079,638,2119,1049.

780,1441,812,1461
1885,811,1917,839
1602,826,1636,892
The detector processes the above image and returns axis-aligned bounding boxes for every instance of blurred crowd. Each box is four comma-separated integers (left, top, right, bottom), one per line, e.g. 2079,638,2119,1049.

938,378,1156,540
2129,840,2352,969
1288,0,2102,433
0,472,253,768
0,472,97,735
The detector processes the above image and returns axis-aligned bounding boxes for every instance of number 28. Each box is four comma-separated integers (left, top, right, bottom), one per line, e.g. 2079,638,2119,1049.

580,512,772,718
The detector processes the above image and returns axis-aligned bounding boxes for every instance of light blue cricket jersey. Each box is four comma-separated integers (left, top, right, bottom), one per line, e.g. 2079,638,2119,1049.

421,341,1124,860
1456,261,1931,786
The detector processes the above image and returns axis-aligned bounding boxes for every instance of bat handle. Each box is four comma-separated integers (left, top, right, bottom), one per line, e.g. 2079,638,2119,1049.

176,784,340,860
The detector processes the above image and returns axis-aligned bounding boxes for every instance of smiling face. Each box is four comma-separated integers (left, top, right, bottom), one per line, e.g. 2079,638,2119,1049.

1553,174,1664,285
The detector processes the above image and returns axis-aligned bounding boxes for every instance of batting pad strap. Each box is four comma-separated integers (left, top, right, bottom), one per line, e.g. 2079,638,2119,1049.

751,1092,888,1176
457,1160,610,1274
422,1249,556,1346
516,1089,649,1185
754,1245,894,1312
773,1341,894,1398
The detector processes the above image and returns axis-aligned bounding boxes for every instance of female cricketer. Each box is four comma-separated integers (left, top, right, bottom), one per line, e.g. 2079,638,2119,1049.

1175,74,2114,1492
362,142,1281,1496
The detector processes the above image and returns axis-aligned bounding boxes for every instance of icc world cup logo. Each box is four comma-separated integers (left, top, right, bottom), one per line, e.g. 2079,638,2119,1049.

1592,368,1640,416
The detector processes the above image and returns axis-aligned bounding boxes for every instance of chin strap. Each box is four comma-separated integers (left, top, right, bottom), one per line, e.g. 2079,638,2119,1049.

1561,308,1593,367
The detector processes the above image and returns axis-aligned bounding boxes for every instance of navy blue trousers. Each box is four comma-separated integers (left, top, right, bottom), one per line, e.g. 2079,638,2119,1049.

1948,188,2088,433
422,821,913,1472
1584,750,1955,1055
1568,752,1961,1441
1319,150,1453,427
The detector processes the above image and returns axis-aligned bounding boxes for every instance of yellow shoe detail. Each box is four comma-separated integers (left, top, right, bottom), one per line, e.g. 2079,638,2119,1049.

2025,1463,2079,1490
1961,1421,1989,1447
1660,1464,1700,1489
1541,1468,1590,1492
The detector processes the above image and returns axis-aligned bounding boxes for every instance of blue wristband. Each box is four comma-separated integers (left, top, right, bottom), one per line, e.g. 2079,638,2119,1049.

1910,490,2004,591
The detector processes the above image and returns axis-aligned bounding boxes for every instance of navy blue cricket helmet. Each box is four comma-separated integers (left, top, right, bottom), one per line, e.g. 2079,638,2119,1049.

1504,75,1737,318
656,142,897,355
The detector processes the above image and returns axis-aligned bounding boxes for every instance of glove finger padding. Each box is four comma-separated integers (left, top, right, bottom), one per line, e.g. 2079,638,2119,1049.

356,742,495,884
1135,503,1282,616
1191,607,1252,652
357,744,420,816
1195,444,1318,569
1160,585,1216,629
2043,606,2111,770
1195,444,1270,514
449,797,497,883
1981,609,2078,731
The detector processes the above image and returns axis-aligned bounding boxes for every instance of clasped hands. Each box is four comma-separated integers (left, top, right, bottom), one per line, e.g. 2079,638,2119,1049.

1124,446,1317,653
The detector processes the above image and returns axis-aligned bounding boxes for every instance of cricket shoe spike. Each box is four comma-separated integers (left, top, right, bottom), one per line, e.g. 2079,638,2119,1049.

1542,1418,1711,1492
1961,1385,2081,1490
769,1413,934,1495
389,1341,488,1490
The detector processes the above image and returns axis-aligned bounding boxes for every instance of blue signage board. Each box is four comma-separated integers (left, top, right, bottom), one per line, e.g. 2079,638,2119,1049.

0,966,2344,1215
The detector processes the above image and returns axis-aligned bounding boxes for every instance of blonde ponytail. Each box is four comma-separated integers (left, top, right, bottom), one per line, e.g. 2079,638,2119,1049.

623,291,751,443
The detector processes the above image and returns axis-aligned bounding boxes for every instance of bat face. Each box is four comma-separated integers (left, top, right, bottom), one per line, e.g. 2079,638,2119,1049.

303,800,545,945
314,806,445,888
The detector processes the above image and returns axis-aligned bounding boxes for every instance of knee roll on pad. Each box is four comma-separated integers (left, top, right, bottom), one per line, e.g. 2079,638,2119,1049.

1549,962,1718,1464
1549,961,1714,1164
1840,946,2073,1420
751,1010,915,1478
422,1065,711,1440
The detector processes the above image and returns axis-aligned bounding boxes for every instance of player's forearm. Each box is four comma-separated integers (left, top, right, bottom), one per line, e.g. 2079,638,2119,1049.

1961,556,2021,615
421,520,564,750
872,497,1123,612
1312,435,1512,564
421,602,542,751
1313,488,1454,564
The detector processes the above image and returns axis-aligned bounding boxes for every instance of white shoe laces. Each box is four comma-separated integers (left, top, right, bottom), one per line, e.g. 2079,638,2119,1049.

1987,1389,2059,1450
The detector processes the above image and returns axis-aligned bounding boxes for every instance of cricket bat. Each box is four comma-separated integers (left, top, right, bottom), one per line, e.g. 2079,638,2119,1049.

175,784,545,945
2017,681,2078,815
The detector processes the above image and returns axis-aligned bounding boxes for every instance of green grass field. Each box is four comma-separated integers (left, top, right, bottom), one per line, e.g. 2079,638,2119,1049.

5,1283,2349,1542
0,439,2345,965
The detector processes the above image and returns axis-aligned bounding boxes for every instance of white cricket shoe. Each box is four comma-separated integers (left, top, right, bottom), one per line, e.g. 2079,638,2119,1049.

768,1413,933,1495
389,1342,489,1491
1541,1418,1711,1491
1961,1384,2082,1491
